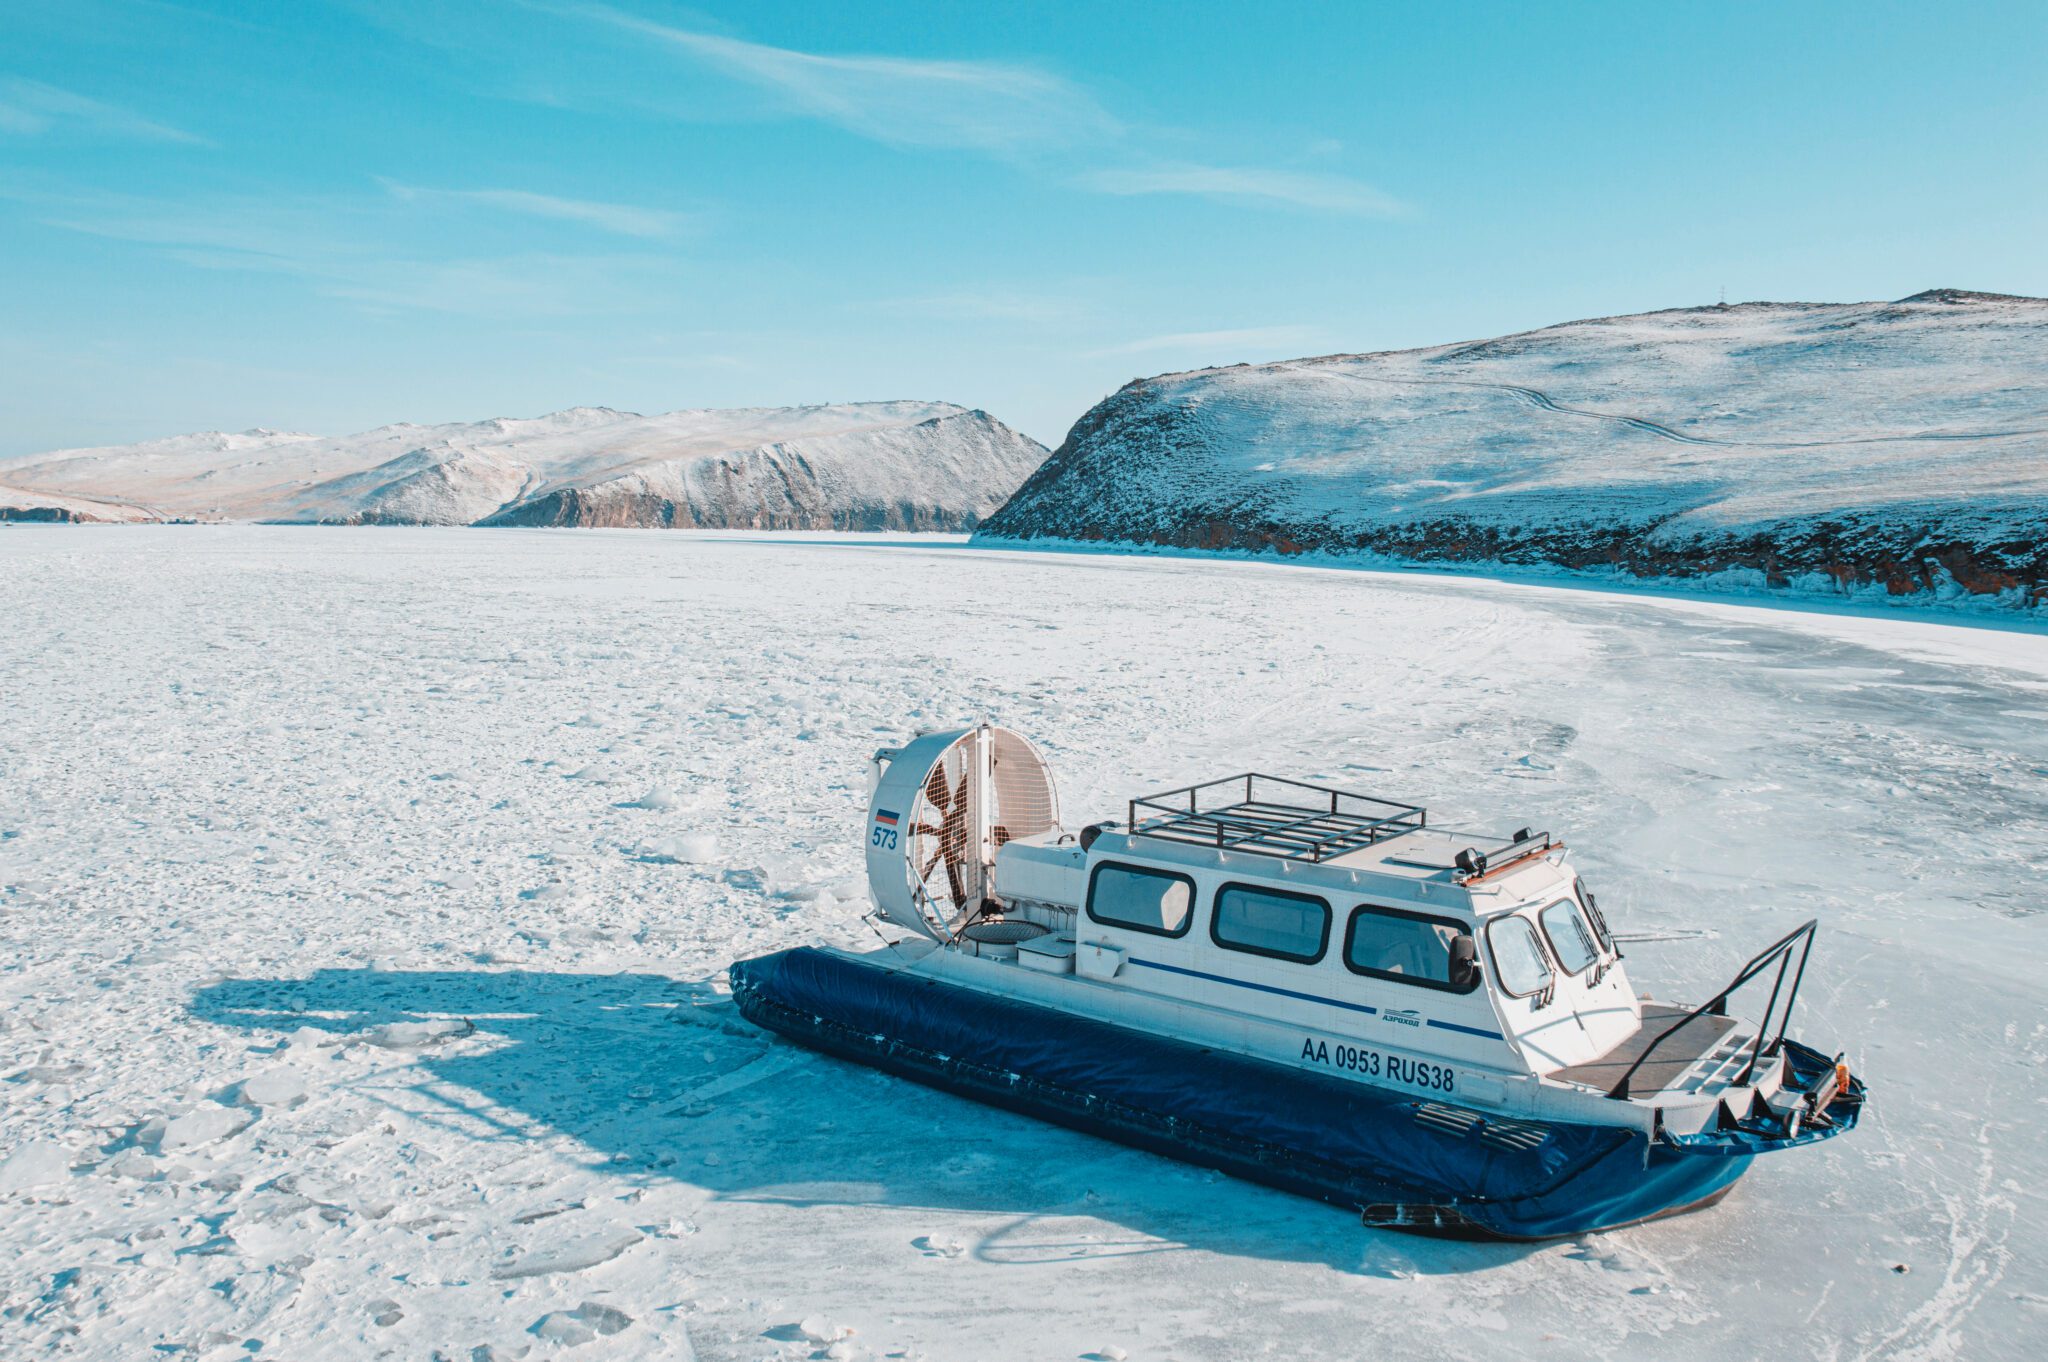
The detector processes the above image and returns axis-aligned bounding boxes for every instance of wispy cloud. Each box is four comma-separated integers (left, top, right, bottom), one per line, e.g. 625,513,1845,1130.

320,252,677,317
1087,326,1322,359
13,186,680,318
1080,164,1407,217
0,78,208,145
559,3,1115,151
377,180,690,239
375,5,1411,218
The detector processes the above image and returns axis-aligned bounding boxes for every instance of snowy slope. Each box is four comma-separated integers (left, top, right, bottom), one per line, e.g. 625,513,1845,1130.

0,481,155,523
1,528,2042,1360
478,409,1046,531
978,289,2048,609
0,402,1048,530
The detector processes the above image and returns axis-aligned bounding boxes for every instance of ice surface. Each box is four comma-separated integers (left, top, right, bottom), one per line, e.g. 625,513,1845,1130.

492,1224,644,1279
237,1069,310,1109
0,1140,72,1194
362,1018,476,1049
798,1316,850,1343
532,1299,634,1345
153,1105,256,1151
0,525,2043,1360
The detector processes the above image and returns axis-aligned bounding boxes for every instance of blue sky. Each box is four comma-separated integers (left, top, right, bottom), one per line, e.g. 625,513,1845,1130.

3,1,2043,456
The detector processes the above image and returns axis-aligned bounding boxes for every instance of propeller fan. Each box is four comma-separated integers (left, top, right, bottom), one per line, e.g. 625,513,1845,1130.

863,724,1061,941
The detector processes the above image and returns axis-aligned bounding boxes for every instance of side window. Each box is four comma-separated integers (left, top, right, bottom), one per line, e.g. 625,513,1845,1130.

1487,914,1554,997
1540,899,1599,975
1086,863,1196,937
1211,884,1330,963
1343,906,1480,993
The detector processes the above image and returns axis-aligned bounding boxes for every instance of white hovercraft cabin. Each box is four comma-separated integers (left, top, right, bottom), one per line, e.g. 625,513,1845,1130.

731,723,1864,1236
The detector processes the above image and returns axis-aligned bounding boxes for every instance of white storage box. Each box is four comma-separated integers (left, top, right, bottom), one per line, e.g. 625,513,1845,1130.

1016,934,1077,974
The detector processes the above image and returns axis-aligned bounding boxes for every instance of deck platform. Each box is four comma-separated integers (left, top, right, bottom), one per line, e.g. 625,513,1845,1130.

1553,1005,1743,1095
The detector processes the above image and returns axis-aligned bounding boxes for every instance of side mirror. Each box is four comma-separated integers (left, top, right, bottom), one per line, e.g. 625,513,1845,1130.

1448,933,1480,990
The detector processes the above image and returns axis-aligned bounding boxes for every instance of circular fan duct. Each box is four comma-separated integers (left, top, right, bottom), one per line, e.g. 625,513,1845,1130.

864,724,1060,940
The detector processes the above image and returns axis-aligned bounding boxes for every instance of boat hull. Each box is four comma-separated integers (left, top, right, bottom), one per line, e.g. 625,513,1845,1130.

730,947,1757,1240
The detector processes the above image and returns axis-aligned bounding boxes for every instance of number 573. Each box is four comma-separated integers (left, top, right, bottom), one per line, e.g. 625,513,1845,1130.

871,827,898,850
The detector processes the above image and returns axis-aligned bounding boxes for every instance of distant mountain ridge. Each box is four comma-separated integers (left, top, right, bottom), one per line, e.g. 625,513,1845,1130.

0,401,1046,531
975,289,2048,610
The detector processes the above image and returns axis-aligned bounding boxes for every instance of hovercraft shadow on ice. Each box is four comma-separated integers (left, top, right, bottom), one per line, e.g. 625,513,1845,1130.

731,724,1865,1240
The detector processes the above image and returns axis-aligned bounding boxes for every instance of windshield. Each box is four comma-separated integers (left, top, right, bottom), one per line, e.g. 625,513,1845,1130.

1540,899,1600,975
1486,914,1554,997
1577,880,1615,948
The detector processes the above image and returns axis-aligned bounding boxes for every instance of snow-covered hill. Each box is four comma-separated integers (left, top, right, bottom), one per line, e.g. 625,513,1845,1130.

977,289,2048,610
0,402,1047,531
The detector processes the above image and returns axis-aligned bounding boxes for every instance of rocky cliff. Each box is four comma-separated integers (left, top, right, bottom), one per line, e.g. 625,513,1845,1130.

977,290,2048,609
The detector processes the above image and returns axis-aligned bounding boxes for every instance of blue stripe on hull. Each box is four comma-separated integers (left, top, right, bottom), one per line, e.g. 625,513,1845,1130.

729,947,1753,1240
1126,956,1380,1015
1428,1017,1506,1039
1122,955,1506,1040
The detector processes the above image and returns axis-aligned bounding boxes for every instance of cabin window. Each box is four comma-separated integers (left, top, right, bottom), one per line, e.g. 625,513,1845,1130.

1342,905,1480,994
1540,899,1600,976
1211,883,1330,963
1487,914,1554,998
1085,862,1196,937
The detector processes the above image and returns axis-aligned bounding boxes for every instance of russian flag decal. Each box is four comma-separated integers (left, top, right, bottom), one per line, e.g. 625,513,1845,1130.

875,809,900,826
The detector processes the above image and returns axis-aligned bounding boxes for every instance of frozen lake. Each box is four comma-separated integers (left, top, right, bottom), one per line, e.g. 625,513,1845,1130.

2,527,2044,1360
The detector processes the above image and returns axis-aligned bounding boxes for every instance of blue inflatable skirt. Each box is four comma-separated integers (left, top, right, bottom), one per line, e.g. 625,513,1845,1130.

729,947,1755,1239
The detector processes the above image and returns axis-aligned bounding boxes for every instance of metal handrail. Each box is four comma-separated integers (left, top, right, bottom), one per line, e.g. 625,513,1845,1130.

1607,919,1817,1101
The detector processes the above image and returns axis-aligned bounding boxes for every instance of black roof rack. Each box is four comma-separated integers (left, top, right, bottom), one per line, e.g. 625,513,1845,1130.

1126,774,1428,865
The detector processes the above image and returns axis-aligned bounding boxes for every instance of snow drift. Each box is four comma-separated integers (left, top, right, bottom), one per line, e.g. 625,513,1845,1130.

976,289,2048,609
0,401,1047,531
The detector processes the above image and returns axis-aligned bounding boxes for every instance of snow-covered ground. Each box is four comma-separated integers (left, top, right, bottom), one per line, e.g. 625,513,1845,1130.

2,526,2043,1361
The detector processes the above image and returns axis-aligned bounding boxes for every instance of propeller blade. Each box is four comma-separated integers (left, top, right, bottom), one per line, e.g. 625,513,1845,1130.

942,850,966,906
938,788,973,904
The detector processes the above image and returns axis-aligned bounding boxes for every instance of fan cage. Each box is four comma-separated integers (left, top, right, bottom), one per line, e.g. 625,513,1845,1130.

962,919,1052,945
904,728,1060,933
987,727,1060,844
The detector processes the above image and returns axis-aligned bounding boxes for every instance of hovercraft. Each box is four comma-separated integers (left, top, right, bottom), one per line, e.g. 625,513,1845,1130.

730,724,1865,1239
